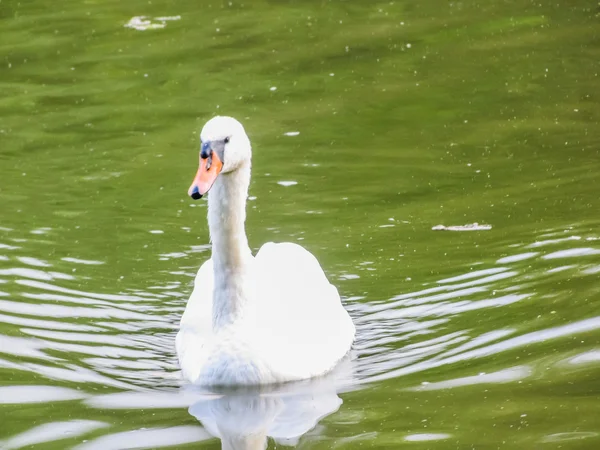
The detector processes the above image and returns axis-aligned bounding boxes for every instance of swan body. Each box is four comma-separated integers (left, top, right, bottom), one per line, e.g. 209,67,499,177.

176,116,355,386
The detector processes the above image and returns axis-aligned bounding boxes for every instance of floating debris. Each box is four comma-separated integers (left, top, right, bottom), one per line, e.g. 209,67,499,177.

283,131,300,136
432,223,492,231
124,15,181,31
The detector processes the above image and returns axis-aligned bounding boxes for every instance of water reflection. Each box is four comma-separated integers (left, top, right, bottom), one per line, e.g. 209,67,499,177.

189,371,350,449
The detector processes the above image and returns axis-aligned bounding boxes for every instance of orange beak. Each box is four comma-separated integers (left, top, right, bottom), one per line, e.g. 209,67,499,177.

188,151,223,199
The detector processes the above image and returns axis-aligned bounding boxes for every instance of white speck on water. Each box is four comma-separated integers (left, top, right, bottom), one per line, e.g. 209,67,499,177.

406,43,412,48
270,86,277,91
144,73,148,77
248,196,257,201
149,230,164,234
329,73,335,76
277,181,297,187
283,131,300,136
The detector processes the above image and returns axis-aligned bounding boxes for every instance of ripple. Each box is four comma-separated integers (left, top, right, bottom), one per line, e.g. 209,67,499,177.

542,247,600,259
567,350,600,365
527,235,581,248
73,425,211,450
0,243,20,250
406,366,531,391
542,432,598,442
62,257,105,265
0,268,74,281
0,385,88,404
16,257,51,267
1,420,109,450
404,433,451,442
437,267,507,283
496,252,539,263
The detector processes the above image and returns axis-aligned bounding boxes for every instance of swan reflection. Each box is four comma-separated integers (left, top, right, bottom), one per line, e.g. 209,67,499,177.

189,357,355,449
83,357,356,449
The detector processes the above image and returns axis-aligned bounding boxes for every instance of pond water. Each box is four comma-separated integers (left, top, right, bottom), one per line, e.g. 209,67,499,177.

1,0,600,448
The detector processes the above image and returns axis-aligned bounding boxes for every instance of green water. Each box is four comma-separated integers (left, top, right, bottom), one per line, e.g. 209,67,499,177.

1,0,600,448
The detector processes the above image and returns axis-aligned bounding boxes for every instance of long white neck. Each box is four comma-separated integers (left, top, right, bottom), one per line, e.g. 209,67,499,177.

207,161,253,330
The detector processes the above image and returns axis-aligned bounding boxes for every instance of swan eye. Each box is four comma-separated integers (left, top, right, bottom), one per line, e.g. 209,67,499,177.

224,137,230,144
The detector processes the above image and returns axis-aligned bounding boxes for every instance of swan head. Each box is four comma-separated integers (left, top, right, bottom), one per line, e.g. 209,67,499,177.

188,116,251,199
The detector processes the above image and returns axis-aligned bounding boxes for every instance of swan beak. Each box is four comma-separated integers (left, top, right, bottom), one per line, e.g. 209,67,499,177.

188,151,223,199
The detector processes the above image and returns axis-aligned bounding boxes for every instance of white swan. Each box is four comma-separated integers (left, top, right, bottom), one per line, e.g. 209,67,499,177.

176,116,355,386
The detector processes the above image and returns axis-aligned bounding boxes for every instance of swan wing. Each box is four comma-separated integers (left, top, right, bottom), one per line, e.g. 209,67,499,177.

249,242,355,380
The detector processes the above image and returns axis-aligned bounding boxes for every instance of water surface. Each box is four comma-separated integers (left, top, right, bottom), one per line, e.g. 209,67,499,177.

1,0,600,448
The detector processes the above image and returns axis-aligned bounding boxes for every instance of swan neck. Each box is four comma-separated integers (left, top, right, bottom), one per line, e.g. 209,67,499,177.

208,162,252,329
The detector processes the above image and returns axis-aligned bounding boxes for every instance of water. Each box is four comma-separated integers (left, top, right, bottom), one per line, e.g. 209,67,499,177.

1,0,600,448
